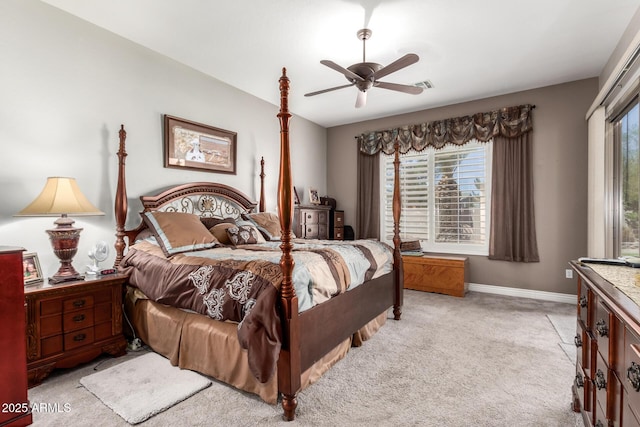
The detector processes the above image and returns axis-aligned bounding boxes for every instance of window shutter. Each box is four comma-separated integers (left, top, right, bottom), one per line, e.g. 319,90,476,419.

381,140,490,254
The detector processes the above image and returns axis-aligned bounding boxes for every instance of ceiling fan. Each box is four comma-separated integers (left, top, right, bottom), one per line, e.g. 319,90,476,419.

305,28,423,108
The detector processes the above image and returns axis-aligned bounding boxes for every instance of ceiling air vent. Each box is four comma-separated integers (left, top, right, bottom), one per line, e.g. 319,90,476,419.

414,80,434,90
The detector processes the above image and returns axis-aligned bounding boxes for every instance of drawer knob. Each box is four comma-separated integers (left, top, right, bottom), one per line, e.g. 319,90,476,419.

574,373,584,388
594,369,606,390
73,314,85,322
579,296,587,308
73,333,87,342
73,299,86,308
628,361,640,392
595,319,608,337
574,334,582,348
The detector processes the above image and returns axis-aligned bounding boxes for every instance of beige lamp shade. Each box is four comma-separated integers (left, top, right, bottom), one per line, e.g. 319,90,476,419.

17,177,104,216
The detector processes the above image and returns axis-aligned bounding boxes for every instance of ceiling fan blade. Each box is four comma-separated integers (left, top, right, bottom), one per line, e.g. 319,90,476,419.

305,83,355,97
320,60,365,82
375,81,423,95
372,53,419,80
355,90,367,108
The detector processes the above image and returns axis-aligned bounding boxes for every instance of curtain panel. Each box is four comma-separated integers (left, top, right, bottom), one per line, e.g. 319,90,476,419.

355,104,538,262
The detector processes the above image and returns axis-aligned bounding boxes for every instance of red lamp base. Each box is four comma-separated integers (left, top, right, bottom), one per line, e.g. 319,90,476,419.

47,215,84,284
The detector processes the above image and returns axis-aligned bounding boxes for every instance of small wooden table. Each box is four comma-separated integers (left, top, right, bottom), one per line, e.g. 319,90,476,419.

402,255,468,297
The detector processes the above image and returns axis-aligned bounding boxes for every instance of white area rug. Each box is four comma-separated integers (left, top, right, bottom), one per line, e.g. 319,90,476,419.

80,352,211,424
547,313,577,362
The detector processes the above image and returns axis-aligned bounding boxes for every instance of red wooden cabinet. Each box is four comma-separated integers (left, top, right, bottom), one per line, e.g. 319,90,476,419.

0,246,32,426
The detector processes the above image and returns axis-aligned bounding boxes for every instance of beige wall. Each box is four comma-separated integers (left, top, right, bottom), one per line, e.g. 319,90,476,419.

327,78,597,295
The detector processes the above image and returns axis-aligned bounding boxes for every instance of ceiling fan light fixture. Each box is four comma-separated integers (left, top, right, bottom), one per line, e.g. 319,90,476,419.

414,80,434,90
305,27,422,107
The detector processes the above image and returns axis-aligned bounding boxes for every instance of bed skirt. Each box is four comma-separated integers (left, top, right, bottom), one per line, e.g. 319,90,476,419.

124,287,385,404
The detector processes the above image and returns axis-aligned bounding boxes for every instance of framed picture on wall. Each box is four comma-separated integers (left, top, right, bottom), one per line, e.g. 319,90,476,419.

164,114,237,174
23,252,43,286
308,188,320,204
294,187,300,205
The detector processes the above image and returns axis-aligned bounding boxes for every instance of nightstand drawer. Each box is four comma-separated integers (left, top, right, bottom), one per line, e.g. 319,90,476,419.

95,302,113,324
40,299,62,316
64,327,94,350
41,335,63,357
63,295,94,312
63,308,94,332
40,314,62,337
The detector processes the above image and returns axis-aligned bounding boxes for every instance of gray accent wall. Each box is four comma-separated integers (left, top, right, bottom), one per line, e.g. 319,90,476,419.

0,0,327,274
327,78,597,295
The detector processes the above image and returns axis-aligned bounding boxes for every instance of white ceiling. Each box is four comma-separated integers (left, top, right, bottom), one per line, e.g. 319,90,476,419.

41,0,640,128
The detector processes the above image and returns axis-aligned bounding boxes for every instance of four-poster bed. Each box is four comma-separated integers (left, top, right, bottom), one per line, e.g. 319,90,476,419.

113,68,404,420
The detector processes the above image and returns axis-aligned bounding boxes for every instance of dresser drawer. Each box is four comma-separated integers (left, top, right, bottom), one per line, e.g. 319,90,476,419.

624,391,640,427
64,327,95,350
334,227,344,240
41,335,63,358
575,362,590,412
625,328,640,413
40,314,62,337
63,308,94,332
578,279,590,327
334,211,344,226
63,295,94,312
576,320,586,368
302,210,319,224
595,300,612,360
594,352,609,415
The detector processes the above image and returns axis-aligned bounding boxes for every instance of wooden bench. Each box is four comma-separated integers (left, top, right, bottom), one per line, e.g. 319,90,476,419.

402,255,468,297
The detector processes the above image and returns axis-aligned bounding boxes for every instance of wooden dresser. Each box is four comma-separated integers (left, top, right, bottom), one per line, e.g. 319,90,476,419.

402,255,468,297
24,274,128,387
330,210,344,240
294,205,331,239
570,260,640,427
0,246,32,426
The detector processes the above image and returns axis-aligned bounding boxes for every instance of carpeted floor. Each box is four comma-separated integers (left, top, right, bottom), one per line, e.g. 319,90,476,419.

28,290,582,426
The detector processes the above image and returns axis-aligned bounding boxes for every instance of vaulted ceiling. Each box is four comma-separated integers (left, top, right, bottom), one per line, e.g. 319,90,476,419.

41,0,640,127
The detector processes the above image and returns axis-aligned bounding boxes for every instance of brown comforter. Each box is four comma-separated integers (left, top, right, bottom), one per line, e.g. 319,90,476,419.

119,241,283,383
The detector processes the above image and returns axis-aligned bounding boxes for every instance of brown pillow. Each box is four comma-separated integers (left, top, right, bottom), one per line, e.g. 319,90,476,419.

226,224,264,245
209,222,237,245
200,216,236,230
142,211,218,256
242,212,286,240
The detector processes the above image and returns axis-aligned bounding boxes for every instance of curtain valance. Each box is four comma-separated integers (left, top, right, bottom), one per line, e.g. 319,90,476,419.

358,104,534,155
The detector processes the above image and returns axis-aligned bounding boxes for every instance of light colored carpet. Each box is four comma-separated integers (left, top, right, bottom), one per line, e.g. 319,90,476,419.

29,290,582,426
79,352,211,424
547,313,577,362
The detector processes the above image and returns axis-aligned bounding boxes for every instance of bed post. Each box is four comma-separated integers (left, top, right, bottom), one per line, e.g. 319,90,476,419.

259,156,266,212
392,140,403,320
276,68,301,421
114,125,128,268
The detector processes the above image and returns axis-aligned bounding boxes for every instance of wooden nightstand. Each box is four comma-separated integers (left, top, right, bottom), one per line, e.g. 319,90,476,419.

24,274,128,387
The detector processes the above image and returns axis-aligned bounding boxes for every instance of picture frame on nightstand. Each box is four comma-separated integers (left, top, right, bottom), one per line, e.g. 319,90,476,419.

23,252,43,286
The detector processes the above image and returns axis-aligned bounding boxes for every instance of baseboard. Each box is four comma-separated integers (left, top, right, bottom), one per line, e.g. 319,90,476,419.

468,282,576,304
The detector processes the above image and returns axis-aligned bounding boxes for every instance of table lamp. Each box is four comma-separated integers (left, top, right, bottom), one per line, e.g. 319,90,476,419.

17,177,104,284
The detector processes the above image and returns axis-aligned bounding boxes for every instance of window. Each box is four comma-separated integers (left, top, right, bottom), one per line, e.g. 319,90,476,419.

615,101,640,257
380,140,491,255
